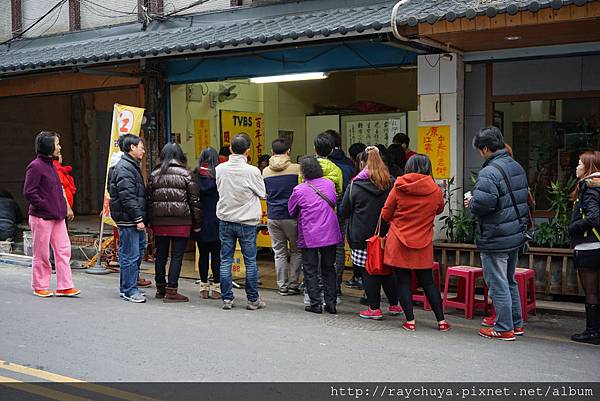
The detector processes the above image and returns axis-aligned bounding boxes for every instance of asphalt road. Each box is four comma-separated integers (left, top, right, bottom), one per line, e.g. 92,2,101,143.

1,263,599,382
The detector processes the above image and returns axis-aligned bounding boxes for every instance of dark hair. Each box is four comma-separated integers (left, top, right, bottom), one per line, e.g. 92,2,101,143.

196,147,219,178
472,126,505,153
271,138,290,155
0,189,13,199
35,131,58,156
231,134,250,155
158,142,187,175
218,146,231,157
325,129,342,148
404,154,432,176
376,144,388,165
299,156,323,180
258,154,270,166
314,132,334,157
117,135,125,152
387,143,407,172
121,134,142,153
392,133,410,147
348,142,366,162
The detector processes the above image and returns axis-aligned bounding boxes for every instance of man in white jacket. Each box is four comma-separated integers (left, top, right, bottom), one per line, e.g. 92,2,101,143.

216,134,267,310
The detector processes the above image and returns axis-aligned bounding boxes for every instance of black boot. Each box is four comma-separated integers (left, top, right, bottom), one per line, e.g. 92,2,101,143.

571,304,600,345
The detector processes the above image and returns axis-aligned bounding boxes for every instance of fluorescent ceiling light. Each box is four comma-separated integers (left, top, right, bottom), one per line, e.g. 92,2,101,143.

249,72,328,84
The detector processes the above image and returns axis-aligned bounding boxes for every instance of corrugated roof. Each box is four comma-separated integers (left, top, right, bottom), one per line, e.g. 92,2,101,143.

0,0,593,75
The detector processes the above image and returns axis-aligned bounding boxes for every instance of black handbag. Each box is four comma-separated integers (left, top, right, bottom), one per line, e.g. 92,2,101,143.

490,163,531,255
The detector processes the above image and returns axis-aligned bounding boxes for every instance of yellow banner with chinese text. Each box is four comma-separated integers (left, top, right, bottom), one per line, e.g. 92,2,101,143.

102,103,145,226
220,110,264,165
417,125,451,179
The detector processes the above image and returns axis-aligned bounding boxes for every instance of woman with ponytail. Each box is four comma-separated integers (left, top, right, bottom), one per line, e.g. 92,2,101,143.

340,146,401,320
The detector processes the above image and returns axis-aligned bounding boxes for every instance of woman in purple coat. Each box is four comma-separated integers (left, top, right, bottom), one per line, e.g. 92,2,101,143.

289,156,342,314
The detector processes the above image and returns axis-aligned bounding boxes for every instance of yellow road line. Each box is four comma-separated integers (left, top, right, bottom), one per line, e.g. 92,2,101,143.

0,360,162,401
0,375,93,401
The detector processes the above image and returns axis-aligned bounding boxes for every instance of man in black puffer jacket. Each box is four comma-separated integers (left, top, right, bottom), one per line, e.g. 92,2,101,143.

467,127,529,341
108,134,147,303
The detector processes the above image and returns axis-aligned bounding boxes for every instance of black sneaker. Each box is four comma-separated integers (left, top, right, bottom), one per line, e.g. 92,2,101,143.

305,305,322,314
278,289,290,296
286,288,301,295
344,278,360,288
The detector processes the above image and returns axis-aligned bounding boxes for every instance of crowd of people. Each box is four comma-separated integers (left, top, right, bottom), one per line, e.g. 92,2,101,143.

16,126,600,344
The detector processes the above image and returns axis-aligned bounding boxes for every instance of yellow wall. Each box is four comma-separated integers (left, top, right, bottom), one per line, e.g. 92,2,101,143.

170,70,417,167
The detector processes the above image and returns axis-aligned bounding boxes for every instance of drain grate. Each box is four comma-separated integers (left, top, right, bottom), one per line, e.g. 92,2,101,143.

320,314,401,331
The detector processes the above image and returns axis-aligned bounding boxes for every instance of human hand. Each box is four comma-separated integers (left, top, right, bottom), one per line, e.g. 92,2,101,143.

67,208,75,221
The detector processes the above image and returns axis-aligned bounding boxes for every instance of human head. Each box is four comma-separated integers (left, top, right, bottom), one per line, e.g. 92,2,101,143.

299,156,323,180
258,154,270,172
219,145,231,159
387,143,406,171
404,154,432,176
576,151,600,180
358,146,391,191
348,142,366,162
271,138,290,155
35,131,60,157
314,132,334,157
197,147,219,178
117,135,125,152
158,142,187,174
472,126,505,159
230,133,250,156
121,134,144,160
325,129,342,149
376,144,388,164
392,133,410,149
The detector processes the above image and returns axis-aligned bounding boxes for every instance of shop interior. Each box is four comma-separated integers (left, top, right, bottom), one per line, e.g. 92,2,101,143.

168,67,419,287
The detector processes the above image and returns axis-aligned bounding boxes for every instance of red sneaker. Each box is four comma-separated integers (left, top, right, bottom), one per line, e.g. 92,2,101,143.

388,305,403,316
479,327,515,341
359,308,383,320
402,321,416,331
514,327,525,336
55,288,81,297
33,289,53,297
481,315,496,327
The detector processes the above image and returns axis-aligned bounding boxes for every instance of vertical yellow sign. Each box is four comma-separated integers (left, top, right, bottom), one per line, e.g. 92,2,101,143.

102,103,146,226
194,119,211,159
417,125,451,179
220,110,264,165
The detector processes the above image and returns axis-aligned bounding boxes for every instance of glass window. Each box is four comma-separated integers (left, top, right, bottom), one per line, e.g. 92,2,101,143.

494,98,600,211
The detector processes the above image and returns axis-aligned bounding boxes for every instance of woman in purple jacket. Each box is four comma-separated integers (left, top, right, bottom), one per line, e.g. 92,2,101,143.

289,156,342,314
23,131,79,298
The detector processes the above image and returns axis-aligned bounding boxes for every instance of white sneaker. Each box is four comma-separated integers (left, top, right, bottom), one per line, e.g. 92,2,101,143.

222,299,234,310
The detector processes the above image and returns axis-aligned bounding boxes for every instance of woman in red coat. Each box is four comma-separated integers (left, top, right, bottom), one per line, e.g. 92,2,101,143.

381,154,449,332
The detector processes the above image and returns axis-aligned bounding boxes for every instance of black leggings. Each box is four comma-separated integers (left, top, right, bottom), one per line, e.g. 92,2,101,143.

395,268,444,322
155,236,188,288
361,266,398,310
578,269,600,304
196,241,221,283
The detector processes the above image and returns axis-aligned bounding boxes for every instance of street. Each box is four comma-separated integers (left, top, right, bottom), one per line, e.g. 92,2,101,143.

0,263,599,383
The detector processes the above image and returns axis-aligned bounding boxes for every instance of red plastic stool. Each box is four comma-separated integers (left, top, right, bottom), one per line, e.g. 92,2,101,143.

484,268,537,323
515,268,536,322
443,266,488,319
411,262,441,311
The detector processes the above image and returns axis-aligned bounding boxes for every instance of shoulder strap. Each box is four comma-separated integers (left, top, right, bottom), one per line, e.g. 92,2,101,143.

307,182,335,209
489,163,525,229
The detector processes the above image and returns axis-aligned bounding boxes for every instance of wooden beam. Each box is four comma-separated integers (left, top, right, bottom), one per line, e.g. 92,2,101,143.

69,0,81,31
490,14,506,29
11,0,22,37
418,22,433,35
475,16,491,31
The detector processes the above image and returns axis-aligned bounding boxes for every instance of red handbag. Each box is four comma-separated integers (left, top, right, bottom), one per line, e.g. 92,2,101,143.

365,217,392,276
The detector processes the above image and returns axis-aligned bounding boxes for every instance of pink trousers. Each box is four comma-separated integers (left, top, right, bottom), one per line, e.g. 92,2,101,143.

29,215,73,291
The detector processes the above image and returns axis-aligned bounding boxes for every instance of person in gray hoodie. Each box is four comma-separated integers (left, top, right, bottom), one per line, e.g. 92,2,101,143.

263,138,302,296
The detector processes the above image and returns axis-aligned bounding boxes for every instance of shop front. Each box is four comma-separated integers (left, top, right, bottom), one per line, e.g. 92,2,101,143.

165,40,422,282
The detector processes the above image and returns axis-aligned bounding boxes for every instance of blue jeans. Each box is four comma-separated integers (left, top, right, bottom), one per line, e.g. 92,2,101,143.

219,221,259,302
118,227,147,297
481,250,523,332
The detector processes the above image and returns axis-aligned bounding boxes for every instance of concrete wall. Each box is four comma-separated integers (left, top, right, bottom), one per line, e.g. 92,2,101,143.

165,0,233,14
22,0,70,37
0,0,12,42
463,63,486,191
80,0,138,30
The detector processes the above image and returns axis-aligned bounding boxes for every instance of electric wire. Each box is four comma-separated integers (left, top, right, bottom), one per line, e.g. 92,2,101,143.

1,0,68,46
